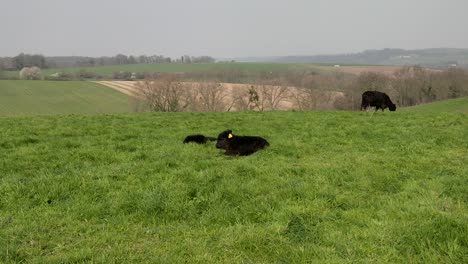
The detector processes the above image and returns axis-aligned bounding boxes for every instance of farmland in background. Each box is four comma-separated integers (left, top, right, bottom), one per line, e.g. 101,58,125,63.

2,62,468,115
4,62,419,81
0,80,131,116
95,80,346,112
43,63,298,78
42,63,422,78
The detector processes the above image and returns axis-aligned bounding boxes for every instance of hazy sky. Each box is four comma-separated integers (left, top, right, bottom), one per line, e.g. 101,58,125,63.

2,0,468,58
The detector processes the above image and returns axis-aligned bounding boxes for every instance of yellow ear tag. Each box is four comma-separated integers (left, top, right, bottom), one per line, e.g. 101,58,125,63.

228,133,233,139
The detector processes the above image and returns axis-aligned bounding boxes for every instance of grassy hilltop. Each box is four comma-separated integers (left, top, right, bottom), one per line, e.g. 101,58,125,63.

1,109,467,262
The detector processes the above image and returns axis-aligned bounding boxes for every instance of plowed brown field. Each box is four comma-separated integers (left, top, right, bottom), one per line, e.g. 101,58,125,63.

310,65,442,76
95,81,345,111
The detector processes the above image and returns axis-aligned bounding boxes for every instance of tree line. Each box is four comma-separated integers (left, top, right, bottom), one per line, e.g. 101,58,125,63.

0,53,216,70
1,53,466,111
131,67,468,112
344,66,468,109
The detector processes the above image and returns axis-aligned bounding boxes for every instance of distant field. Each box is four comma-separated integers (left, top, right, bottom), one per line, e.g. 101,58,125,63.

1,63,428,81
41,63,298,77
0,80,132,116
403,97,468,113
309,65,432,76
95,80,345,111
0,110,466,262
42,63,414,77
1,70,19,79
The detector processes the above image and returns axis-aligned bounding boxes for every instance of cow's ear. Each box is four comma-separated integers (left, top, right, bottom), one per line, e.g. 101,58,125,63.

228,133,233,139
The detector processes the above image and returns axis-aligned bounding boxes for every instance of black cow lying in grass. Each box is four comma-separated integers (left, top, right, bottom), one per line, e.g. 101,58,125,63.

183,134,216,144
361,91,396,111
215,130,269,156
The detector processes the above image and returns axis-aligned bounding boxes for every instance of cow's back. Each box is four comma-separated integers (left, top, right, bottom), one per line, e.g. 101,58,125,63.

361,91,384,108
362,91,380,106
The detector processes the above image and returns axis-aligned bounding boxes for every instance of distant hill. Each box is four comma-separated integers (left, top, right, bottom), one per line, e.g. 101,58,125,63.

235,48,468,69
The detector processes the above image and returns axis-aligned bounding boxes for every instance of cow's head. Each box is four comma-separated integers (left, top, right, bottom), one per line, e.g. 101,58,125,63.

216,129,233,149
388,103,396,111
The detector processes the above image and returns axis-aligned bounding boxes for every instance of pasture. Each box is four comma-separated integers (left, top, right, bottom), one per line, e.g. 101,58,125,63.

3,62,413,80
1,109,467,263
42,63,297,77
0,80,132,116
402,96,468,113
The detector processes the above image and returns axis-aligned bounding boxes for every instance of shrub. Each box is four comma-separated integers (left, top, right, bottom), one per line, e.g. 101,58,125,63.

19,67,42,80
113,71,132,80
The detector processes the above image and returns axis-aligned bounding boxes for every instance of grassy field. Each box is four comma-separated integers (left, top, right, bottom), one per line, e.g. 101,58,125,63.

1,109,467,262
40,63,301,77
0,80,132,116
2,63,317,80
3,62,411,80
403,97,468,113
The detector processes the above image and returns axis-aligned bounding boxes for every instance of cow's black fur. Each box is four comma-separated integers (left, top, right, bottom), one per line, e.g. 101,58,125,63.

216,130,269,156
361,91,396,111
183,134,216,144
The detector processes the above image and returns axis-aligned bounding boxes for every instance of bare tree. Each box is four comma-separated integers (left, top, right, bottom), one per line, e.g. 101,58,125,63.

247,86,264,111
133,75,189,112
413,66,435,104
444,67,468,99
356,72,390,92
392,66,436,106
392,66,415,106
196,82,227,112
390,66,468,107
290,87,342,111
228,87,250,112
345,72,391,110
261,80,290,110
0,60,4,79
244,81,290,111
291,87,317,110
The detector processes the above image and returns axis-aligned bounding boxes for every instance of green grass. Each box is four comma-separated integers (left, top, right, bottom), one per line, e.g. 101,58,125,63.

0,80,132,116
39,63,300,77
0,71,19,79
1,62,351,80
2,63,307,80
403,97,468,113
0,110,467,263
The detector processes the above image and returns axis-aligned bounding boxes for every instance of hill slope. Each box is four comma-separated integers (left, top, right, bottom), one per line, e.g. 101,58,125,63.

1,111,466,263
0,80,132,116
237,48,468,69
403,97,468,113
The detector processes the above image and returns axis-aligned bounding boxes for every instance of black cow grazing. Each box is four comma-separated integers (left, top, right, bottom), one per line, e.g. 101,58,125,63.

183,134,216,144
361,91,396,111
216,130,269,156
